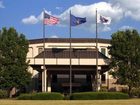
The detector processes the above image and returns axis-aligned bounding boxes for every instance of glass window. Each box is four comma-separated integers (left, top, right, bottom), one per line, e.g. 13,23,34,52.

38,47,43,54
101,48,106,55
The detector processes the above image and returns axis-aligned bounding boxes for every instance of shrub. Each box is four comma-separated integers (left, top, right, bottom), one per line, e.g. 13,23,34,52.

17,92,64,100
70,92,129,100
130,88,140,98
0,90,8,99
64,95,70,100
100,86,108,92
17,93,33,100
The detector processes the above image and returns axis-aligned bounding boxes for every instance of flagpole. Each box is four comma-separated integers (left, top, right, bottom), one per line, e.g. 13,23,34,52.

42,10,47,92
69,10,72,95
95,9,99,91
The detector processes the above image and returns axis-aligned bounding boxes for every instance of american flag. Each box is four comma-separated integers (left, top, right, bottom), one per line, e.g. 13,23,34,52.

43,12,59,25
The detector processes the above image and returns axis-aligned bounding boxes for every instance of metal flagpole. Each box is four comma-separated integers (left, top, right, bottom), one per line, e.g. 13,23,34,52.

95,9,99,91
69,10,72,95
42,10,47,92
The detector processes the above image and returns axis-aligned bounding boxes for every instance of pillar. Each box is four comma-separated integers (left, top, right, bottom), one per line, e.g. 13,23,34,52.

47,74,51,92
42,66,47,92
96,67,101,91
97,73,101,91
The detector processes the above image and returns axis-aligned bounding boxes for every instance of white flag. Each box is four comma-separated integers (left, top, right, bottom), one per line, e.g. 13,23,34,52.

97,14,111,25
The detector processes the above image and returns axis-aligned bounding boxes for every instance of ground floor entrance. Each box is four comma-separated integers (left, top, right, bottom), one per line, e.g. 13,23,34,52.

51,74,93,93
32,65,108,93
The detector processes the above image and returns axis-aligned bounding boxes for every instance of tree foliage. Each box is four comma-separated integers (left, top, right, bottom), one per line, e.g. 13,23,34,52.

0,27,31,92
109,29,140,92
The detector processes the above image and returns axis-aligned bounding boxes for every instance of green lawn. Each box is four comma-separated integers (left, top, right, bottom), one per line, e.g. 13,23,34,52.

0,99,140,105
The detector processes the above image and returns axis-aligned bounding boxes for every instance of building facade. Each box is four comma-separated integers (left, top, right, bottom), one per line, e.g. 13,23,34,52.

27,38,125,93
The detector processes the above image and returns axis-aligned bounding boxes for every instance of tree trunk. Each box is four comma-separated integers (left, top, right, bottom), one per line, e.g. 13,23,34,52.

9,87,17,98
128,86,132,97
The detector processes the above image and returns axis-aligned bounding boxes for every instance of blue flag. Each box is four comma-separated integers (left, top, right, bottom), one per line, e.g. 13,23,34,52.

70,14,86,26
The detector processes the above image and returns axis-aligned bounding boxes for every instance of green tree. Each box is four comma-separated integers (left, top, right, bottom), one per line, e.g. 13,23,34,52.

109,29,140,94
0,27,31,97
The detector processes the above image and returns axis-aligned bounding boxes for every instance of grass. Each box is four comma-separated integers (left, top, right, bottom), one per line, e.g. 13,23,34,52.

0,99,140,105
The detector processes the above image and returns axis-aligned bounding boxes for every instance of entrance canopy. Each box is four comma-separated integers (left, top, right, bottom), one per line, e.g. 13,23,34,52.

35,48,108,59
28,48,109,72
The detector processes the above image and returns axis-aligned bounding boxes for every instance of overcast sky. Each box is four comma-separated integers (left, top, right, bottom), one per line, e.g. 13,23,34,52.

0,0,140,39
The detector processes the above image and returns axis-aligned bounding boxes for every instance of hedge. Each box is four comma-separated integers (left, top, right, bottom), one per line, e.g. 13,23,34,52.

17,92,64,100
0,90,8,99
70,92,129,100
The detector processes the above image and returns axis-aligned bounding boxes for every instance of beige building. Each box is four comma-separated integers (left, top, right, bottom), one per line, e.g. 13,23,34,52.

27,38,125,93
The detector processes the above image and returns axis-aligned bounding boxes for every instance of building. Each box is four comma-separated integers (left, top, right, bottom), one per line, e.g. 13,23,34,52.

27,38,125,93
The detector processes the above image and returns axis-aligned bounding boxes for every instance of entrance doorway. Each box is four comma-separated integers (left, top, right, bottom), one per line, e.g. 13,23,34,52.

51,74,92,93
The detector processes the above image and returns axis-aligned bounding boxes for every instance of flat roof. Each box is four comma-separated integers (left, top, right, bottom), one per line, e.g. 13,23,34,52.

29,38,110,44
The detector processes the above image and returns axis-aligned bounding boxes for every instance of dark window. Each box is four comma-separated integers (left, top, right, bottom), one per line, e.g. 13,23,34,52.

38,47,43,54
101,48,106,55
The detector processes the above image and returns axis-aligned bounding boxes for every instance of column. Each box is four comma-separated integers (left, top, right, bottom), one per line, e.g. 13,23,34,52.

47,74,51,92
42,66,47,92
97,66,101,91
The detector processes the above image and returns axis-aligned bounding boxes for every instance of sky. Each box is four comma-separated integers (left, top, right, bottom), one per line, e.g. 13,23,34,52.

0,0,140,40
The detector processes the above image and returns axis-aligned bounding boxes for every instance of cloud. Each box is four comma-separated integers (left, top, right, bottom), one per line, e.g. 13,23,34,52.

109,0,140,21
102,26,111,32
119,25,134,30
50,35,59,38
22,15,38,24
56,7,63,10
22,2,123,32
21,0,140,33
59,0,140,32
21,10,53,25
59,2,123,32
0,1,5,8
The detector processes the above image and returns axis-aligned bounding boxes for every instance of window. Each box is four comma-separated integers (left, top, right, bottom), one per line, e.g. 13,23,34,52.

38,47,43,54
101,48,106,55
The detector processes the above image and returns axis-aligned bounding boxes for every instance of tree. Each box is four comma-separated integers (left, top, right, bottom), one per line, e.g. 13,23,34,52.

109,29,140,94
0,27,31,97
